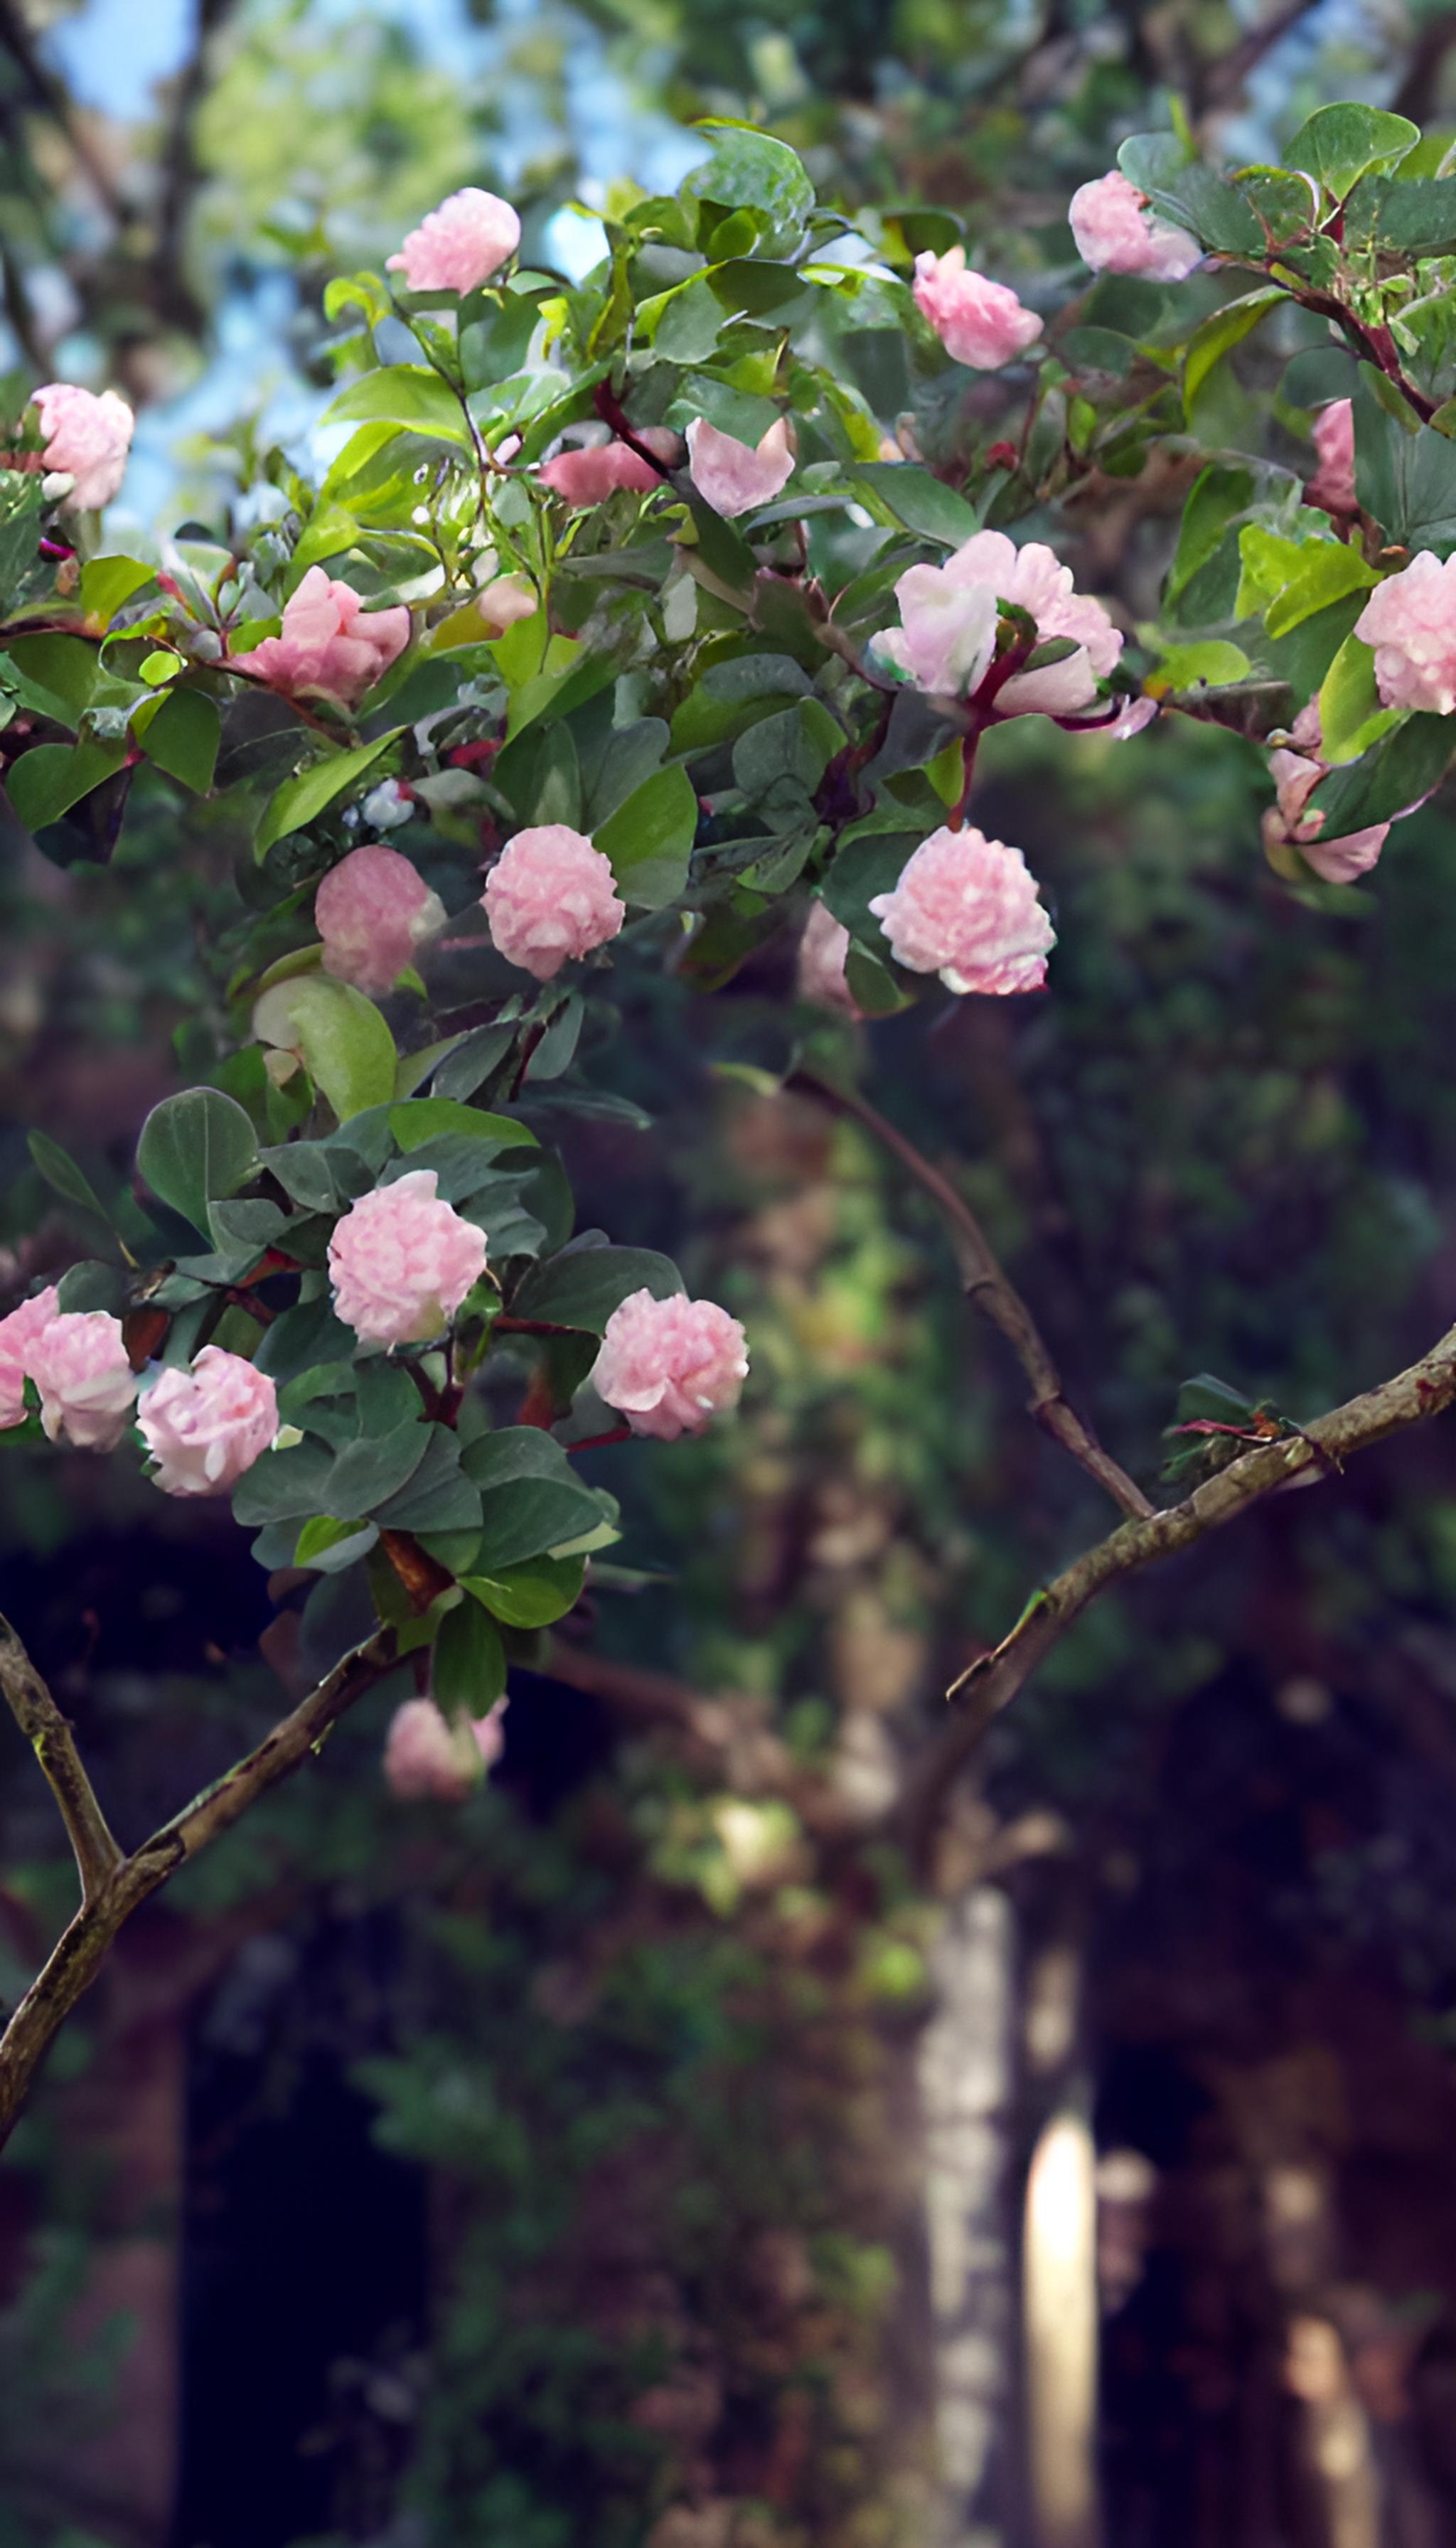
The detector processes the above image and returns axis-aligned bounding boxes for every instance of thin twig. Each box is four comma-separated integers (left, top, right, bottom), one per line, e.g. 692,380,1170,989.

896,1314,1456,1858
0,1625,397,2150
789,1067,1153,1522
0,1616,122,1904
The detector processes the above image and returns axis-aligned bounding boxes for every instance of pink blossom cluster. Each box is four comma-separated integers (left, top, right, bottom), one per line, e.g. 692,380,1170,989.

877,528,1123,717
137,1348,279,1497
328,1169,488,1348
911,248,1043,369
1306,400,1356,517
539,429,678,505
33,383,134,510
1067,172,1202,281
315,844,446,995
23,1308,136,1450
481,825,626,979
231,568,411,709
0,1286,60,1428
384,1696,507,1801
387,188,520,293
592,1290,749,1441
869,825,1056,995
686,417,794,518
1355,552,1456,715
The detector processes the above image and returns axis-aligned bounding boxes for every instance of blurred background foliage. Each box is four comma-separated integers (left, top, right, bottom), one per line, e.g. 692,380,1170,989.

9,2,1456,2545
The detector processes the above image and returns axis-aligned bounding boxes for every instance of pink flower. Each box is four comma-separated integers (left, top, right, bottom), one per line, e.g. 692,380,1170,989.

328,1168,488,1349
137,1347,279,1497
911,248,1043,369
1068,172,1202,282
868,825,1056,994
32,383,134,510
1105,694,1159,739
316,845,446,996
26,1310,136,1451
797,901,862,1017
0,1286,59,1427
230,567,411,709
592,1290,749,1442
877,528,1122,714
539,435,673,505
477,574,537,633
1307,400,1356,516
482,824,626,980
387,188,520,293
1356,552,1456,715
384,1696,506,1801
1261,702,1389,882
685,416,794,518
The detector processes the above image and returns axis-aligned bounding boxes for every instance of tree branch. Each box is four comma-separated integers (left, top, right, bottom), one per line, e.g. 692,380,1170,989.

896,1315,1456,1858
0,0,124,221
0,1615,122,1905
0,1624,397,2152
151,0,240,335
788,1067,1153,1522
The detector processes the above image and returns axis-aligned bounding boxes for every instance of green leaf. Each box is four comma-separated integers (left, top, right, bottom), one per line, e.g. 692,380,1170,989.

6,737,127,833
1263,543,1378,638
271,978,398,1123
1352,369,1456,557
509,1241,683,1334
845,462,979,547
0,471,46,604
1174,1371,1267,1425
134,687,220,793
78,555,154,626
595,763,699,908
1317,633,1398,764
323,1418,430,1519
464,1552,586,1629
5,633,100,729
1344,171,1456,254
136,1088,259,1233
1167,463,1255,605
1154,638,1251,690
374,1429,482,1533
680,123,815,259
732,699,842,815
1307,712,1452,832
1234,523,1375,633
1182,288,1283,424
27,1131,112,1226
255,728,405,857
389,1100,537,1152
294,1514,380,1570
1116,133,1261,253
1285,102,1418,200
432,1598,507,1714
469,1450,606,1573
232,1437,336,1526
321,365,471,444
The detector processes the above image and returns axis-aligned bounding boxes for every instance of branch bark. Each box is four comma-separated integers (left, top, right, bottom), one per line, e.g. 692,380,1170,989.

788,1066,1153,1522
0,0,124,220
0,1624,397,2152
897,1316,1456,1859
0,1616,122,1904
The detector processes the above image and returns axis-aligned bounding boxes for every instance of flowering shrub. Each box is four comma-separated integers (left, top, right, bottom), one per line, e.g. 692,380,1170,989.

7,101,1456,2127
